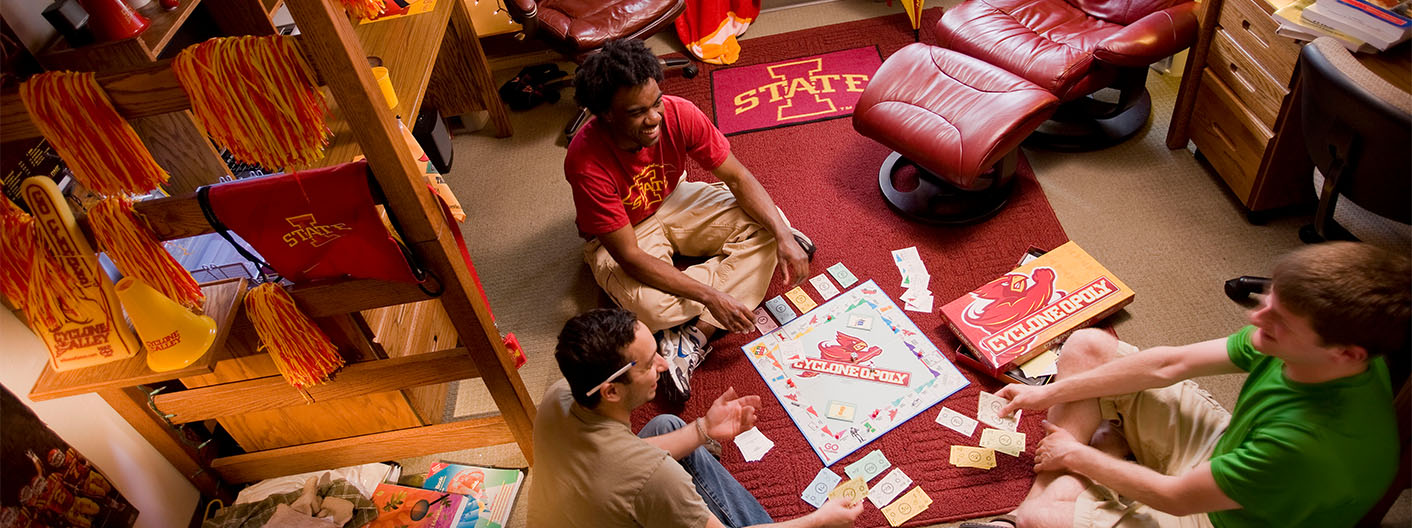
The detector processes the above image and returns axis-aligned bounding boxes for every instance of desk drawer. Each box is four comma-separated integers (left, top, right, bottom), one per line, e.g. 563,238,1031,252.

1190,72,1273,203
1218,0,1302,81
1209,28,1289,128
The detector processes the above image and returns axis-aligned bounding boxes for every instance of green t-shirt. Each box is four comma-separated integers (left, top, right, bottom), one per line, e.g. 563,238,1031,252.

1208,326,1398,528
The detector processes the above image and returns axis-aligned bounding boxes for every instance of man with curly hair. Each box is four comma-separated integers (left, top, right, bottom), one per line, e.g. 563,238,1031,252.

565,39,814,404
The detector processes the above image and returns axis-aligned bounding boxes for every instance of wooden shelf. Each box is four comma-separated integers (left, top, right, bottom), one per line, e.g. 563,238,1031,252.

264,0,286,17
41,0,206,65
28,277,247,401
315,0,455,167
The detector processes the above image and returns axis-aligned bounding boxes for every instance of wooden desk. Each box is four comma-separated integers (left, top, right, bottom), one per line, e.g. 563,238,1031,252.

1166,0,1411,215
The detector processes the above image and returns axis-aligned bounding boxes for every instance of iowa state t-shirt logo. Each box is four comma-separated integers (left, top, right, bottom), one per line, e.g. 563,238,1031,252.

711,47,883,135
622,163,668,211
282,214,352,248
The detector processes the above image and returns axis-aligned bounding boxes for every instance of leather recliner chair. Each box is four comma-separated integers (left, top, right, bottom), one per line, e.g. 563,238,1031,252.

936,0,1199,150
505,0,698,139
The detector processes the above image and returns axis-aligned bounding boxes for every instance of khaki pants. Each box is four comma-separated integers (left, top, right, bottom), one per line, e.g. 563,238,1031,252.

583,175,786,332
1075,343,1231,528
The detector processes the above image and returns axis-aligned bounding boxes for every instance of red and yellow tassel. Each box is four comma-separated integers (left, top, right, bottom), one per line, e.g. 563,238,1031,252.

19,72,170,195
173,36,330,169
0,198,36,309
339,0,386,19
88,197,205,311
244,282,344,398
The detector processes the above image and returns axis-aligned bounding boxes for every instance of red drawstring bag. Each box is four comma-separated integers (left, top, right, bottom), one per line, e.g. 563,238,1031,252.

198,160,425,285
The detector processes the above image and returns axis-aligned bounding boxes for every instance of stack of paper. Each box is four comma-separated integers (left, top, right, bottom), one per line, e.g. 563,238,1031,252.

734,427,775,462
891,247,933,312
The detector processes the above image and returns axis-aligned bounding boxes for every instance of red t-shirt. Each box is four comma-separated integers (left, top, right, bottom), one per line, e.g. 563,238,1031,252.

565,95,731,237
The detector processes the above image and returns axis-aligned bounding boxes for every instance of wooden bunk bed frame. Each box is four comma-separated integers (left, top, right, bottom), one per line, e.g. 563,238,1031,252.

0,0,534,501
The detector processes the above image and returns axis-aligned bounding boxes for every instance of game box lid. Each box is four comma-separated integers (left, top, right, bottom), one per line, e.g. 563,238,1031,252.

940,241,1133,379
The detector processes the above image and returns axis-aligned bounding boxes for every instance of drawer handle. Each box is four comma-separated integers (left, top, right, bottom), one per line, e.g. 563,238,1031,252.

1228,62,1257,93
1241,19,1271,48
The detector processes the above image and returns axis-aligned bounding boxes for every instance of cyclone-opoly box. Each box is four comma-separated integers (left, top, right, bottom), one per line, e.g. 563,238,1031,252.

940,241,1133,379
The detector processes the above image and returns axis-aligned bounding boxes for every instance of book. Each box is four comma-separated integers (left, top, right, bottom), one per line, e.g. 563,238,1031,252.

940,241,1134,381
424,462,527,528
1309,0,1412,49
369,482,466,528
1273,0,1380,52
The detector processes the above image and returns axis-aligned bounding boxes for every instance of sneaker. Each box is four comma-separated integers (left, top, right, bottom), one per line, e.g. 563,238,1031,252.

655,325,711,405
791,229,817,260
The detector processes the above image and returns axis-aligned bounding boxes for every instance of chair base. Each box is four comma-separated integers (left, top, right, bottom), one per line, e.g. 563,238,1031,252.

1024,89,1152,152
878,151,1016,225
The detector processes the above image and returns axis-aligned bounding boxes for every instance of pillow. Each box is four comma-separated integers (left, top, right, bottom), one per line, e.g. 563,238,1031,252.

234,463,391,504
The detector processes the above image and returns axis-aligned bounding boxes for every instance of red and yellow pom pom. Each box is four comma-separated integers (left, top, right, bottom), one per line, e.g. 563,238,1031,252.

339,0,386,19
244,282,344,398
0,199,36,309
173,35,330,169
89,197,205,311
19,72,170,195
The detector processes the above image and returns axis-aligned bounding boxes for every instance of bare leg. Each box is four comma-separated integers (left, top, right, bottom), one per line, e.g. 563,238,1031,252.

1011,329,1124,528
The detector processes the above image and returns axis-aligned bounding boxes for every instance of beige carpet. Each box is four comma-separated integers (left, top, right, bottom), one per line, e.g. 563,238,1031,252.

393,2,1410,525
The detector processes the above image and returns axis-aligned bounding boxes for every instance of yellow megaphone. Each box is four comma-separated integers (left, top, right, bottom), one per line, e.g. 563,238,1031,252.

114,277,218,372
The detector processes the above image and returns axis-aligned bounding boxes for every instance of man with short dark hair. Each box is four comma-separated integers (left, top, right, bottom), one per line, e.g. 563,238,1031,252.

961,242,1409,528
528,308,863,528
565,39,813,404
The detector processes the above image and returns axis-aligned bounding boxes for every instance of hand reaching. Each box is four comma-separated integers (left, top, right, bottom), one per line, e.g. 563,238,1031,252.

811,497,864,527
704,387,762,443
704,291,755,333
995,383,1053,418
777,236,810,287
1033,421,1088,473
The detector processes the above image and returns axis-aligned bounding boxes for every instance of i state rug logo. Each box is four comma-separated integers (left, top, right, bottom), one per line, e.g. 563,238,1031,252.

711,46,882,135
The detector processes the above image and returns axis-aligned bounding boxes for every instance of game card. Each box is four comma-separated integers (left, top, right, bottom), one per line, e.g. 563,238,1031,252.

764,295,797,325
977,391,1021,431
785,286,818,313
735,427,775,462
845,314,874,331
880,486,931,527
844,450,891,483
809,274,841,300
935,407,979,437
826,262,859,288
826,400,856,422
753,307,779,334
949,445,997,469
868,468,913,508
980,428,1026,457
801,468,842,508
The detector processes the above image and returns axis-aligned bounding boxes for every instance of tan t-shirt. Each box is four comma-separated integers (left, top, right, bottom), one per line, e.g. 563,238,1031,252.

527,379,712,527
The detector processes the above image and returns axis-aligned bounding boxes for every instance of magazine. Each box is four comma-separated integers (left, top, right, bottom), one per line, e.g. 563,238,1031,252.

424,462,527,528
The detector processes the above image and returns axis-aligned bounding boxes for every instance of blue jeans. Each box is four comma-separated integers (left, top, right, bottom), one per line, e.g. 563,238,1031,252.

640,415,774,528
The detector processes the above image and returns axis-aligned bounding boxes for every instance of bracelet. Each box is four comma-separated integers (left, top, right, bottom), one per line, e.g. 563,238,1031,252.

695,418,711,446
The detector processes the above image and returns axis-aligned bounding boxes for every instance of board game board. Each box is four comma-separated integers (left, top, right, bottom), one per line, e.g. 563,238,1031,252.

742,280,969,465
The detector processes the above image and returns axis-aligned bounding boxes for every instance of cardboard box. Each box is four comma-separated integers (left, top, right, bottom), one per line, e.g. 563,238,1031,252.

941,241,1133,380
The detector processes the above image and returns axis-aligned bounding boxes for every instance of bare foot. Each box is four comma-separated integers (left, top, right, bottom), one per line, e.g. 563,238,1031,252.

1089,421,1131,459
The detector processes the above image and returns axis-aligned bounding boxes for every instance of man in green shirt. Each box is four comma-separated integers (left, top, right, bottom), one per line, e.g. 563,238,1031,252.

960,242,1408,528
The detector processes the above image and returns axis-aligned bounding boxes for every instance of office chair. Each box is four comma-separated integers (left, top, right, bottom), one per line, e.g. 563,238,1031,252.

1295,37,1412,248
504,0,699,139
934,0,1199,150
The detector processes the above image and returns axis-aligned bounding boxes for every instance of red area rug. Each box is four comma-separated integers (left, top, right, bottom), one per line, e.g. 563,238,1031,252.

711,46,882,135
632,9,1070,527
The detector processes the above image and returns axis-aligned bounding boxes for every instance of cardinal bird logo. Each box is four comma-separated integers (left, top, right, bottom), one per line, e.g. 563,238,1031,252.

961,267,1064,353
817,331,884,364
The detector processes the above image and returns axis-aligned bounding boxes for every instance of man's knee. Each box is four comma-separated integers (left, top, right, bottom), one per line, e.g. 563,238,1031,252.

640,414,686,438
1056,329,1121,378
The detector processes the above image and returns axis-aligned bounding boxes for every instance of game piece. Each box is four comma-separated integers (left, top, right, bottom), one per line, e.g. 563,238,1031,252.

765,295,797,325
800,468,842,508
940,241,1134,380
977,391,1021,431
845,314,874,331
935,407,979,436
949,445,997,469
844,450,891,482
809,273,842,300
741,280,970,465
785,286,818,313
880,486,931,526
980,428,1026,457
826,400,856,422
868,468,913,508
826,262,859,288
753,306,779,334
827,477,868,503
735,427,775,461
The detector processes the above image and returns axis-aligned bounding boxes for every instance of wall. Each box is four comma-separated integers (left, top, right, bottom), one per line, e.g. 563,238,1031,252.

1,310,199,527
0,1,54,53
